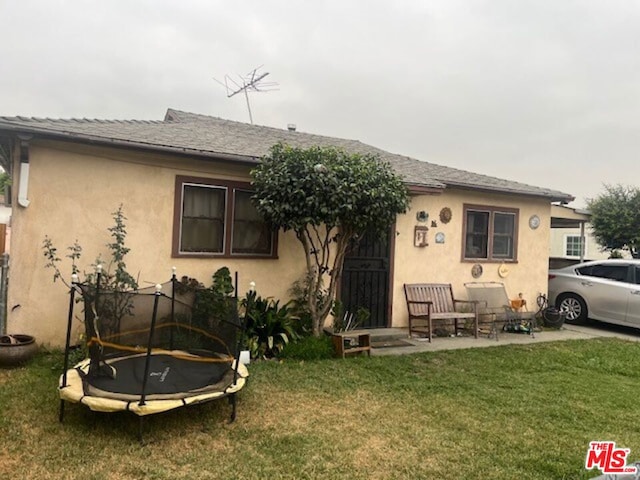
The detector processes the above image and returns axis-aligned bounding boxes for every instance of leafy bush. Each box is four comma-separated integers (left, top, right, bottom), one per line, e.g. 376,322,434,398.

330,299,370,333
242,291,299,359
279,334,334,361
172,268,239,352
188,267,236,331
43,205,139,338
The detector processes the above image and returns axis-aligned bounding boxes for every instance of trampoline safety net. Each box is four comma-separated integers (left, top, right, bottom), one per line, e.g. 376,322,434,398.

67,275,246,403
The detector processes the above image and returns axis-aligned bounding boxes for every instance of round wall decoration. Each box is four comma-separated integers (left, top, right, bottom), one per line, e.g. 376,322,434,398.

498,263,510,278
416,211,429,223
529,214,541,229
439,207,452,224
471,264,483,279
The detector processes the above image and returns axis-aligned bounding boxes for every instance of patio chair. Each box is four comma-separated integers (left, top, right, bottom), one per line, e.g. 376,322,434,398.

464,282,536,340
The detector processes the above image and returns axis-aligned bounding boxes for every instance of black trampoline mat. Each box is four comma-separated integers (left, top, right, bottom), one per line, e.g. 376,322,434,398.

86,354,231,396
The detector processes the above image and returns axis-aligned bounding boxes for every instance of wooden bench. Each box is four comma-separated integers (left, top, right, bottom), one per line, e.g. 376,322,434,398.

403,283,478,342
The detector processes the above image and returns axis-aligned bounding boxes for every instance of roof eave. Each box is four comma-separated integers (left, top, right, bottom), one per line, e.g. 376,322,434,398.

0,123,261,166
443,181,574,203
406,183,445,194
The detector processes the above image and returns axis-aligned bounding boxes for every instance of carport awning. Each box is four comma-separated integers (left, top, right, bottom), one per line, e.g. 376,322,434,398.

551,205,591,228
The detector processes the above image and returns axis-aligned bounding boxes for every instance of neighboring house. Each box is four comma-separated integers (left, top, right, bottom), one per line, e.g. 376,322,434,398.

0,109,574,345
549,205,629,269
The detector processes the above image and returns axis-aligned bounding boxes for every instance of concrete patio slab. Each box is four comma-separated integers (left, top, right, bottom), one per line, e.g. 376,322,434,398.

369,324,640,356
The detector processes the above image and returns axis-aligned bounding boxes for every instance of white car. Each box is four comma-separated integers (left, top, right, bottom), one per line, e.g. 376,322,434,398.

548,259,640,326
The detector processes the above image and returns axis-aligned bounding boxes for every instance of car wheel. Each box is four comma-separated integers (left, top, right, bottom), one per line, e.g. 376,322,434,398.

557,293,588,324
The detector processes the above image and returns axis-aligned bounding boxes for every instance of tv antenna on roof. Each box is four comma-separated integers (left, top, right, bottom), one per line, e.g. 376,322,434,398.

213,65,278,124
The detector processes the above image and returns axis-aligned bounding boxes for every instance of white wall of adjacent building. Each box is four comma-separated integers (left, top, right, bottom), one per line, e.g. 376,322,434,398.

549,224,630,262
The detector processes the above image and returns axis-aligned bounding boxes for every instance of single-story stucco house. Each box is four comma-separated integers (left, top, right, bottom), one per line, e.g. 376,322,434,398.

0,109,573,346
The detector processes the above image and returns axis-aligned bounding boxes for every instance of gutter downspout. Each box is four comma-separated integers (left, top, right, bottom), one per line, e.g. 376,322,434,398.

17,135,31,208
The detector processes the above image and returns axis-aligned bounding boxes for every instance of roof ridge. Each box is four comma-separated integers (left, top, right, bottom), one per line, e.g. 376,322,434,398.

164,108,368,145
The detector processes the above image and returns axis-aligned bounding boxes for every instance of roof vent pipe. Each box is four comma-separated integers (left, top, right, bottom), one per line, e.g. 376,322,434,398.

287,124,296,132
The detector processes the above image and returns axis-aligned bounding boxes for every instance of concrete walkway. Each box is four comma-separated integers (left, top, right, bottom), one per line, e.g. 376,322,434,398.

368,324,640,356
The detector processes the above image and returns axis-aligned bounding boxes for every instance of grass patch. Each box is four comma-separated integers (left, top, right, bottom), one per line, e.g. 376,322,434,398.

2,339,640,479
279,334,334,361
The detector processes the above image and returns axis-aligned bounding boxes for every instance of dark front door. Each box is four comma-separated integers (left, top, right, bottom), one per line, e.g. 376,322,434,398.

340,230,392,328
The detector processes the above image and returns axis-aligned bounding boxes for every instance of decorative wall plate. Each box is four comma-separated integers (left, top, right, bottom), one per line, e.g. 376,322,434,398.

471,264,483,278
439,207,452,224
435,232,445,244
498,263,510,278
529,214,540,229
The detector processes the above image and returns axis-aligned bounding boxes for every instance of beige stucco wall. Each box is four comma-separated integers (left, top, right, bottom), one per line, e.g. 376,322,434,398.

8,140,307,346
390,190,552,327
8,139,555,345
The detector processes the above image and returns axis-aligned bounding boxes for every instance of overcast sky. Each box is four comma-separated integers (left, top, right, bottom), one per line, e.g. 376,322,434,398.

2,0,639,207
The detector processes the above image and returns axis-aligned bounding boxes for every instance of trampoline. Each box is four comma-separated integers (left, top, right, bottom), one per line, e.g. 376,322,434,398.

58,270,249,435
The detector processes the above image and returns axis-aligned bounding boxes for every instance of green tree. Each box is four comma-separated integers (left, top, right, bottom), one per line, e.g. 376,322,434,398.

587,184,640,259
0,171,10,196
251,143,409,336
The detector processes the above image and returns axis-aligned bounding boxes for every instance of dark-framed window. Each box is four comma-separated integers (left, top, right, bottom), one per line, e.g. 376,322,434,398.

173,176,277,258
462,204,518,261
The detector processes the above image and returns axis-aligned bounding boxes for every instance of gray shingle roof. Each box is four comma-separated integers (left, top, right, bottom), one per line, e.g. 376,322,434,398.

0,108,573,202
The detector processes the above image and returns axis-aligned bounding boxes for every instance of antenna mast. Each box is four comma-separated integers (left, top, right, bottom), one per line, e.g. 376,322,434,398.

213,66,278,124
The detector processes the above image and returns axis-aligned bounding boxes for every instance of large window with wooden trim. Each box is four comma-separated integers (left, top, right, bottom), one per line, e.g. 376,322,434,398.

173,176,276,258
463,204,518,261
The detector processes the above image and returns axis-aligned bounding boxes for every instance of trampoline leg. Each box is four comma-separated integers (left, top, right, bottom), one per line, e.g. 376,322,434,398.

138,416,144,444
229,394,237,423
59,399,65,423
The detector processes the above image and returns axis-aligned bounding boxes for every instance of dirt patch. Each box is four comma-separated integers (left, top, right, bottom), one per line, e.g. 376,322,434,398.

0,449,21,476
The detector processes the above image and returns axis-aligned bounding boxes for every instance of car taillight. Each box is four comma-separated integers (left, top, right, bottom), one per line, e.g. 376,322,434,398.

548,274,556,280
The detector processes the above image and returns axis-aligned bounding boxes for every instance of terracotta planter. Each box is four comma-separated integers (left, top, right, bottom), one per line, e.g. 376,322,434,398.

0,334,38,367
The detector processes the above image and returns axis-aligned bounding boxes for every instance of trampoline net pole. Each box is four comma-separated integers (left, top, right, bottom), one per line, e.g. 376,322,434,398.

61,279,78,389
169,272,176,351
59,277,79,423
139,287,162,406
232,271,245,385
86,270,103,377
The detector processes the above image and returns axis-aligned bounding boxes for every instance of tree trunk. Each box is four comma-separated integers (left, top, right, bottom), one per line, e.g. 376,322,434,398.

297,226,355,337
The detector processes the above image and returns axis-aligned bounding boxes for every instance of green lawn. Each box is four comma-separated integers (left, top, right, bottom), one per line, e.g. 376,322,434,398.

2,339,639,479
